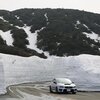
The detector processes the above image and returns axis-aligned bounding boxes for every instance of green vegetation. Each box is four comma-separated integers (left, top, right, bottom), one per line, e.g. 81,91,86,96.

0,45,47,58
11,28,29,48
0,35,6,45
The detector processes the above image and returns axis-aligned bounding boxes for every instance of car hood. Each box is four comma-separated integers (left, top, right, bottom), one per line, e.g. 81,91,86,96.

57,83,76,87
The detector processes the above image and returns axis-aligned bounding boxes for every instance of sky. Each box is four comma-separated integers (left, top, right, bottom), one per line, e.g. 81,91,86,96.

0,0,100,14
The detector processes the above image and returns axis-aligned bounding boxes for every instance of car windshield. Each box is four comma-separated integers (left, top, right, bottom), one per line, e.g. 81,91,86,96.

56,78,72,84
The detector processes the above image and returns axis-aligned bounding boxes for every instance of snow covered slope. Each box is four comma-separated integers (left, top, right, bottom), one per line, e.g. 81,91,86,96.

0,30,13,46
22,25,45,53
0,53,100,94
15,25,49,56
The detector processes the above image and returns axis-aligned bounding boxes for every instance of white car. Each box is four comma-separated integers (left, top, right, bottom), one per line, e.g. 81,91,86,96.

49,78,77,94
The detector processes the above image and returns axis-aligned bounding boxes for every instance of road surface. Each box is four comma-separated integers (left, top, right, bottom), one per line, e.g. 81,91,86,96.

0,82,100,100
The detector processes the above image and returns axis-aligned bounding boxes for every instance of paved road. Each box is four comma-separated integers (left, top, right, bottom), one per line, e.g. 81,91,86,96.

0,82,100,100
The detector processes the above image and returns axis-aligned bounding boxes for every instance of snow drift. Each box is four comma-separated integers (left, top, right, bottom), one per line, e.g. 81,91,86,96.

0,53,100,94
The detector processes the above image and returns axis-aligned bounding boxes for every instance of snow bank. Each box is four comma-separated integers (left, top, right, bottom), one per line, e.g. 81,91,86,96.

0,58,6,94
0,53,100,94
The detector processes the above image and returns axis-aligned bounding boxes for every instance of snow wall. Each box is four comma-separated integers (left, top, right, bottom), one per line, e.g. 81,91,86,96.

0,53,100,94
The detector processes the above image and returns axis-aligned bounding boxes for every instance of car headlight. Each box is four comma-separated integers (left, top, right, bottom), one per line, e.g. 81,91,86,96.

72,86,76,88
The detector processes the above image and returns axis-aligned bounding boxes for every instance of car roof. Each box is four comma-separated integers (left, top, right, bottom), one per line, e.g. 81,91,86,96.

55,78,71,80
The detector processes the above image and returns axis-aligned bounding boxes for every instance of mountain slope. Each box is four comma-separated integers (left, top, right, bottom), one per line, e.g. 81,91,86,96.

0,9,100,57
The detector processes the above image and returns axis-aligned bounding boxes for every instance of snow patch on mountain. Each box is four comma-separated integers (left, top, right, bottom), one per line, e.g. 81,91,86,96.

0,30,13,46
75,20,81,29
23,26,44,53
76,20,81,25
23,26,40,51
21,25,49,56
14,24,49,56
44,13,49,25
44,13,48,22
83,24,89,29
15,15,20,20
0,16,9,23
95,23,100,27
83,31,100,42
75,21,91,32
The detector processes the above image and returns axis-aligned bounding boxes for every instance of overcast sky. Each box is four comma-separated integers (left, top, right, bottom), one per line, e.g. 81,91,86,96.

0,0,100,14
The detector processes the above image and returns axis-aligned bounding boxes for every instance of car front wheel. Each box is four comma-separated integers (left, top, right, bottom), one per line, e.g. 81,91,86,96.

56,87,59,93
49,86,53,93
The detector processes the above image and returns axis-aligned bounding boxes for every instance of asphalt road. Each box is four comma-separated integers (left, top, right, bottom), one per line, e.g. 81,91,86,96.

0,82,100,100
